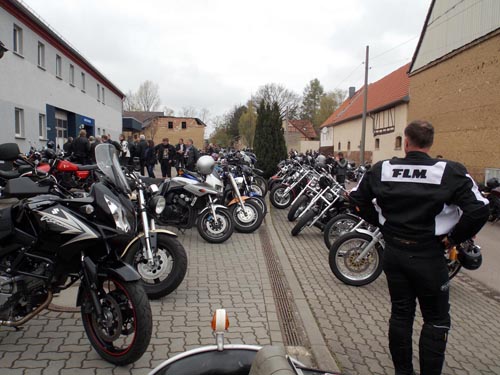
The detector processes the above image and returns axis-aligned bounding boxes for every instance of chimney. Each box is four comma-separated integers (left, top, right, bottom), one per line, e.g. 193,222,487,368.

348,86,356,99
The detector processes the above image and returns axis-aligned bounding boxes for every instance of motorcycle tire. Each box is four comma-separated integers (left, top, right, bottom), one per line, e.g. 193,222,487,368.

323,214,361,250
123,234,188,299
230,199,264,233
291,209,316,236
197,208,234,243
329,232,383,286
287,195,309,222
81,279,152,366
251,196,268,216
253,176,268,197
270,184,293,209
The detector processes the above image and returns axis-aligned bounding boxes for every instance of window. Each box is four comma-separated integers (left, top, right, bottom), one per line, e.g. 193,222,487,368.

181,121,187,129
373,108,396,135
375,138,380,150
39,114,46,139
98,127,101,135
347,141,351,151
37,42,45,68
97,84,101,102
168,121,173,129
81,72,86,92
101,87,105,104
102,128,106,135
338,142,341,150
13,25,23,55
395,136,402,150
69,64,75,85
56,118,68,139
15,108,25,137
56,55,62,78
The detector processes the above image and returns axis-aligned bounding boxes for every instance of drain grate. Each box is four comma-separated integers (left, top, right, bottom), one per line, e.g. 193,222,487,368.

259,226,306,347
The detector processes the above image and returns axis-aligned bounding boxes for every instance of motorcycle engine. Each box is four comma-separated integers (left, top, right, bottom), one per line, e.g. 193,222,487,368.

163,192,191,224
0,260,48,321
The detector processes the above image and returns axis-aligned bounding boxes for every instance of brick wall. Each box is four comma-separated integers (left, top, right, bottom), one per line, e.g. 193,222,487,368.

145,117,205,149
409,32,500,182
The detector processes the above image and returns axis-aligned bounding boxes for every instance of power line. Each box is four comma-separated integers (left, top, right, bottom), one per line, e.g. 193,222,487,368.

370,35,418,61
331,62,364,91
428,0,467,26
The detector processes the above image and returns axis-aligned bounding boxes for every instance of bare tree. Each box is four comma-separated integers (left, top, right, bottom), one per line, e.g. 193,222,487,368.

136,80,161,112
162,106,175,116
198,107,210,122
252,83,301,119
123,90,139,111
181,106,197,117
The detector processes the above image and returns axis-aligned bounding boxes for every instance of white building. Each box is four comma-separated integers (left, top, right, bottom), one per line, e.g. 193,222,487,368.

0,0,124,151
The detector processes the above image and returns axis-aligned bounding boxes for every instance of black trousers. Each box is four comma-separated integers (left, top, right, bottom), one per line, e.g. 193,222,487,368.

383,243,450,375
160,159,171,178
336,174,345,187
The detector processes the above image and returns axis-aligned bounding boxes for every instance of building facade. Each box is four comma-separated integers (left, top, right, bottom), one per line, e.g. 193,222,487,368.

320,64,410,164
282,119,318,153
144,116,206,149
408,0,500,182
0,0,124,151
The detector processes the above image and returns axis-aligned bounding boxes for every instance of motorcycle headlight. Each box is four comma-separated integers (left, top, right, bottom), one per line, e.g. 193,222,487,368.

324,192,334,201
149,195,166,215
104,195,131,232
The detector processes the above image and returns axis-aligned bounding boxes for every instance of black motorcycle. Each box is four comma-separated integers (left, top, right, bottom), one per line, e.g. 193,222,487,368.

0,143,152,365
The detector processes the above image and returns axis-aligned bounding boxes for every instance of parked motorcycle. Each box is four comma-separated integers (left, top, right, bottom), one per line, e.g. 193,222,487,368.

481,177,500,222
0,143,152,365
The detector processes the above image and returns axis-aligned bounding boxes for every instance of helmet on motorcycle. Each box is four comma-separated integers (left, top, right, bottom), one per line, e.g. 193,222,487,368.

46,140,56,149
486,177,499,189
196,155,215,175
457,240,482,270
316,155,327,164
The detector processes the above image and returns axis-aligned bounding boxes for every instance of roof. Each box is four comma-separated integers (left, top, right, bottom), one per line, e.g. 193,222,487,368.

1,0,125,98
123,111,164,123
320,63,410,128
410,0,500,74
288,120,317,139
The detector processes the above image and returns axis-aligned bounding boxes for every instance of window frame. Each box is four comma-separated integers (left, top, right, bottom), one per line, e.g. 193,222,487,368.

69,64,75,86
395,136,402,150
81,72,86,92
181,121,187,129
39,113,47,140
168,121,174,129
101,87,105,104
15,107,25,138
338,142,341,151
375,138,380,150
13,24,23,55
97,83,101,102
347,141,351,151
56,55,62,78
37,42,45,68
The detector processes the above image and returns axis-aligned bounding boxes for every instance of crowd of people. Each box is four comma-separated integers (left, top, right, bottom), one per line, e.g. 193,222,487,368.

289,149,350,186
61,131,202,179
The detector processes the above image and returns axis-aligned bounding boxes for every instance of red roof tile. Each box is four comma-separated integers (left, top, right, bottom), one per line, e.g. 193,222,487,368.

289,119,317,139
321,63,410,128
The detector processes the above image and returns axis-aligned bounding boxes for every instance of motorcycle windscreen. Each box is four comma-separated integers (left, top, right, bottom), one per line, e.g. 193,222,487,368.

95,143,130,194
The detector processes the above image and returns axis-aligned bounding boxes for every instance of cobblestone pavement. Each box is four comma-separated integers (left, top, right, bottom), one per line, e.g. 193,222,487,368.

0,227,282,375
271,207,500,375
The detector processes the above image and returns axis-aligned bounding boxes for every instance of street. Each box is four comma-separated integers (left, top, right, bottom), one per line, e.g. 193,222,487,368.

1,206,499,374
468,222,500,293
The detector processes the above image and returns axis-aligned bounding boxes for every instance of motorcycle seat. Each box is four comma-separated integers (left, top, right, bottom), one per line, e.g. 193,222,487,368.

0,170,21,180
75,164,98,171
0,207,13,241
140,176,165,186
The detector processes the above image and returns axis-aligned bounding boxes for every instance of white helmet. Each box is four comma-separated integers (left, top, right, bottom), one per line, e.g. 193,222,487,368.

316,154,327,164
196,155,215,175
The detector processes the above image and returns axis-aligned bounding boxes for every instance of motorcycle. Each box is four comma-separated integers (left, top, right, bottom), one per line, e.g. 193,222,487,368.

480,178,500,222
270,163,314,209
0,143,152,365
149,309,339,375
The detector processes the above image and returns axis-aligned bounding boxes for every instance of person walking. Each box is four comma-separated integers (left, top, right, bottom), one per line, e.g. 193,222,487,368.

119,134,130,165
175,138,186,171
349,120,489,375
184,138,199,171
335,152,348,187
155,138,175,178
72,130,90,164
144,140,157,178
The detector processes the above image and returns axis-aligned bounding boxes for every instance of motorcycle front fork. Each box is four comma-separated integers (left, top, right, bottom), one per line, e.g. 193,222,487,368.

138,189,155,265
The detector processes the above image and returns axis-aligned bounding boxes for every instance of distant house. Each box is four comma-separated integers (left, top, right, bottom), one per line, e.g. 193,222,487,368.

122,111,163,138
282,119,318,153
142,115,206,148
320,64,410,164
408,0,500,182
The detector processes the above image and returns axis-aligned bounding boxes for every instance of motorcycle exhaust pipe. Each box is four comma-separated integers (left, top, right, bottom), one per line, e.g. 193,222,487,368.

0,291,53,327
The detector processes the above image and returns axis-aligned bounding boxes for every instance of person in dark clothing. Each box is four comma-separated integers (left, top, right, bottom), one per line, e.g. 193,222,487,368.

63,137,74,156
90,136,101,163
184,138,199,171
175,138,186,171
72,130,90,164
335,152,348,186
350,120,489,375
144,140,157,178
135,135,148,175
155,138,175,178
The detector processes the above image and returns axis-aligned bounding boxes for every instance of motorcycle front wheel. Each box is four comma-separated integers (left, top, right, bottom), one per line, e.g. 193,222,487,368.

123,234,188,299
270,185,293,209
81,278,152,366
329,232,383,286
230,199,264,233
287,195,309,222
253,176,268,197
197,208,234,243
323,214,360,250
291,209,316,236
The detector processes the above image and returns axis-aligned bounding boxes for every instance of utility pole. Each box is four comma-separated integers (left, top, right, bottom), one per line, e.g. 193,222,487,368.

360,45,369,165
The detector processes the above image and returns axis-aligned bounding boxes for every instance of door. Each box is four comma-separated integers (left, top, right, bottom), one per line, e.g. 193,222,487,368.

55,111,68,150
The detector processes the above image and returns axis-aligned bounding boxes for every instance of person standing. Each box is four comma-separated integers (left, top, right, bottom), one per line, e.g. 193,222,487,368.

136,135,148,175
175,138,186,171
335,152,348,187
349,120,489,375
184,138,199,171
155,138,175,178
119,134,130,165
90,136,101,163
72,130,90,164
63,137,74,156
144,140,157,178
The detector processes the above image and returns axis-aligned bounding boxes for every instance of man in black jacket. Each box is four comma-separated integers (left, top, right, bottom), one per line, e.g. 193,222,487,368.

350,120,489,375
335,152,348,187
136,135,148,175
155,138,175,178
184,138,199,171
175,138,186,171
72,130,90,164
63,137,73,156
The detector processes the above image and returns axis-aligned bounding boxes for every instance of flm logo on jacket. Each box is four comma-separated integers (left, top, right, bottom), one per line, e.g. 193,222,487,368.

381,161,446,185
39,208,98,245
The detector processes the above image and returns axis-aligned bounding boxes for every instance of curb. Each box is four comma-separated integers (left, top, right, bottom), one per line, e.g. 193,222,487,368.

265,207,341,373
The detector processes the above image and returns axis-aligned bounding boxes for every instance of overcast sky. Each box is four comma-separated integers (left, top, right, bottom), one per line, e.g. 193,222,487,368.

24,0,430,128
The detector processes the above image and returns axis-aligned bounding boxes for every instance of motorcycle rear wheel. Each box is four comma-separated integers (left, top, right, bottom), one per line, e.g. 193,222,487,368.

329,232,383,286
81,279,152,366
123,234,188,299
197,208,234,243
